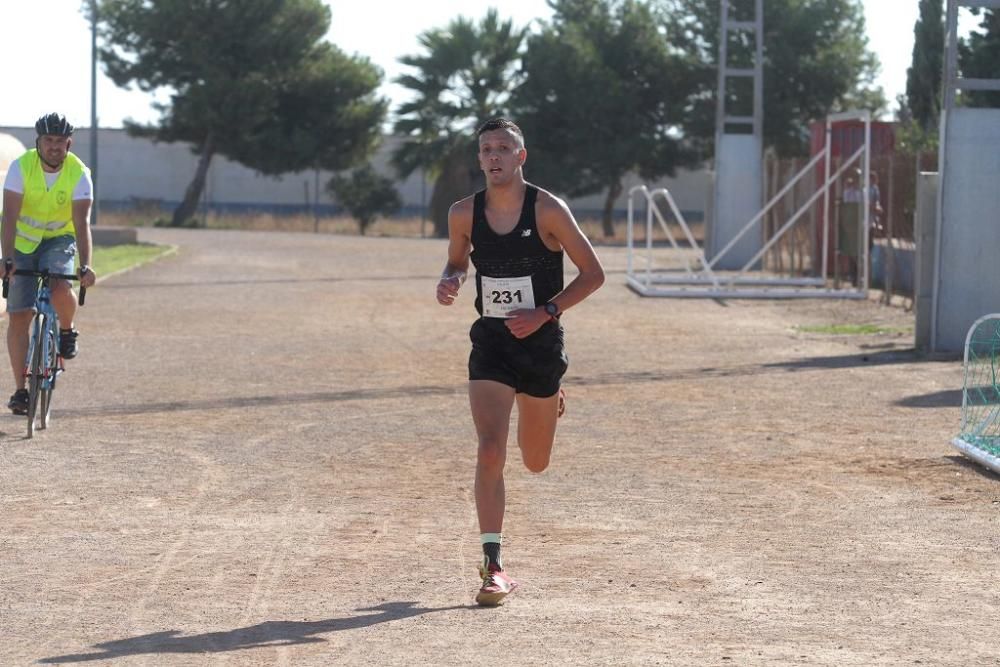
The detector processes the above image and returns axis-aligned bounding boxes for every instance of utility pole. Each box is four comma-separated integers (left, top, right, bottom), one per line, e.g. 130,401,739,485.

89,0,99,226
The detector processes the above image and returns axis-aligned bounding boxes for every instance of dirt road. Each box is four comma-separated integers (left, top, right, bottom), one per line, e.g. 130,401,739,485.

1,228,996,666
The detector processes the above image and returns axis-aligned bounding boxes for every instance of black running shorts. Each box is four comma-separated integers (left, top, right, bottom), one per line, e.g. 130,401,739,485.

468,317,568,397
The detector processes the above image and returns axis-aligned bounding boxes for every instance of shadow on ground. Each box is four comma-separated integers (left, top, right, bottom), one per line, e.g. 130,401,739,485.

39,602,470,663
762,348,925,371
54,385,465,418
44,351,955,421
945,454,1000,481
895,389,963,408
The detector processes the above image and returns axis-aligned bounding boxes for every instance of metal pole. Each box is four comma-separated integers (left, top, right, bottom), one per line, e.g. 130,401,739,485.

626,187,635,275
754,0,764,140
420,167,427,238
822,120,831,281
715,0,728,143
861,111,871,294
89,0,99,226
932,0,960,351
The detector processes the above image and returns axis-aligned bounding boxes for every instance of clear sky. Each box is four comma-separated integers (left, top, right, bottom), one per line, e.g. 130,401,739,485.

0,1,981,129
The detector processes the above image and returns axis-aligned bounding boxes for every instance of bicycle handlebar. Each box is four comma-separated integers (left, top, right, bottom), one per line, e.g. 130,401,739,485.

1,269,87,306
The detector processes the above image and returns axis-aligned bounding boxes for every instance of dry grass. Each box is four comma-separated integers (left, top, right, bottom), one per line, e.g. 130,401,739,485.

98,209,431,238
97,209,704,246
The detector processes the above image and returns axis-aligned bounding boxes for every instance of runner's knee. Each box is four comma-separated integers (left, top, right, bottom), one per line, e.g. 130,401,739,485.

477,437,507,471
522,454,550,474
519,443,551,473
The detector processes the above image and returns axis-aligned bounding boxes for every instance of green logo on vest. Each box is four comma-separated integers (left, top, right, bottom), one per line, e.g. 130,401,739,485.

56,191,67,205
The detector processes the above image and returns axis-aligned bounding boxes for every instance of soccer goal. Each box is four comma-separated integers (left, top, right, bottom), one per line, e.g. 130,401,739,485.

952,313,1000,474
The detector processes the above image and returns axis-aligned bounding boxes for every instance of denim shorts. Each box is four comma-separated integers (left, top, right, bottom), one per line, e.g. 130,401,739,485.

6,235,77,313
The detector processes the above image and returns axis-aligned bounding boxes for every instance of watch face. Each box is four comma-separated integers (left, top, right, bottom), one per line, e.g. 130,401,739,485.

545,303,558,316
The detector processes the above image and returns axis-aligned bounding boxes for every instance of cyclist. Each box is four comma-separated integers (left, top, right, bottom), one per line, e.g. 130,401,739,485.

1,113,97,415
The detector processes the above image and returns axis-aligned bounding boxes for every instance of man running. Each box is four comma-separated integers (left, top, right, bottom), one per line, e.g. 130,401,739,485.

436,117,605,605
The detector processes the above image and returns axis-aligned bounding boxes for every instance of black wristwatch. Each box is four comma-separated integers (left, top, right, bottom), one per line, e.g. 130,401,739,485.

543,302,560,321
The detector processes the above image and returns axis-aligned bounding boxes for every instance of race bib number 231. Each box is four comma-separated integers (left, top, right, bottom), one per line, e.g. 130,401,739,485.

481,275,535,318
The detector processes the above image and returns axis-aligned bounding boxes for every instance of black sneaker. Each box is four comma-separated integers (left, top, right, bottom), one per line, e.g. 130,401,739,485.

8,389,28,415
59,328,79,359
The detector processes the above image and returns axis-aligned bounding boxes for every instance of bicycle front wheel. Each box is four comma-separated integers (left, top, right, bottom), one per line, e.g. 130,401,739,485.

38,326,58,430
26,314,47,438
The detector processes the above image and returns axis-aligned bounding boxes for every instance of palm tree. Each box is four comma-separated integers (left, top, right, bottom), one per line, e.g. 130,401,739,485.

392,10,527,237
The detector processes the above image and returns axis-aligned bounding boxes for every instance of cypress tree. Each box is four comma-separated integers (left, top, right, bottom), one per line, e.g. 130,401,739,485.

905,0,944,132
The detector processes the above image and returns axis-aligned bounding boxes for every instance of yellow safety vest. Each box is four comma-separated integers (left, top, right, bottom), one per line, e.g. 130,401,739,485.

14,149,84,254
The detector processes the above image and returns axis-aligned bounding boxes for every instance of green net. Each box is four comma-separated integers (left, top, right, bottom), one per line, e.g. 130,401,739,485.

959,316,1000,458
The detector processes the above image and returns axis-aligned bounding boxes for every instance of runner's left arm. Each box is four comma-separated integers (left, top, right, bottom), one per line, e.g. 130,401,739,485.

541,197,605,315
505,193,605,338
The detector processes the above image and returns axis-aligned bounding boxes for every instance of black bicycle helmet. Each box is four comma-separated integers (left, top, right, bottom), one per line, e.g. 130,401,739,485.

35,113,74,137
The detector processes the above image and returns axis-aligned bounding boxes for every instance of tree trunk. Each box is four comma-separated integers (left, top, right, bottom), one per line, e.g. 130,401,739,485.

172,133,216,227
601,179,623,238
428,149,480,238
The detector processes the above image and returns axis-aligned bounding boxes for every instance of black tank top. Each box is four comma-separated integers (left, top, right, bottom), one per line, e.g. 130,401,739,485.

470,184,564,317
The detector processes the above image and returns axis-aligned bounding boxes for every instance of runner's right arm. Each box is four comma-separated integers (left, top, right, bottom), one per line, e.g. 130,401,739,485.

437,197,474,306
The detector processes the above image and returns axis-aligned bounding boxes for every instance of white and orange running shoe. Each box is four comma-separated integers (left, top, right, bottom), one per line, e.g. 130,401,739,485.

476,564,519,606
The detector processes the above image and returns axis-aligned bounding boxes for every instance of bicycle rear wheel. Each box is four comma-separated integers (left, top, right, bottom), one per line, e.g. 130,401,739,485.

26,314,46,439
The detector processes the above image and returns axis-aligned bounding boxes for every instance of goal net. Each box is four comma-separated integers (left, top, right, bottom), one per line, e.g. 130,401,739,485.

953,314,1000,474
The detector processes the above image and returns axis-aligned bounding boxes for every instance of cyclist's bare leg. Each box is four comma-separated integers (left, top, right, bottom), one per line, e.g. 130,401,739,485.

469,380,516,534
7,311,33,390
50,280,77,330
515,391,561,473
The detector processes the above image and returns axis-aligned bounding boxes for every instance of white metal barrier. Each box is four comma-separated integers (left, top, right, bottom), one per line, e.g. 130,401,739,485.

626,110,874,299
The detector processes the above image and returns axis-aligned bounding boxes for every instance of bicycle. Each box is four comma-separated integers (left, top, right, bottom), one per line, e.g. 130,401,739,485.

2,268,86,438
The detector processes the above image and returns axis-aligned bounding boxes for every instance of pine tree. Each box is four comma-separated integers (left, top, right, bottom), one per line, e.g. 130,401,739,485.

905,0,944,132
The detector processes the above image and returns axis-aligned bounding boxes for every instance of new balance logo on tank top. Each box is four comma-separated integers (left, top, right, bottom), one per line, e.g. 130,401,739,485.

471,184,563,318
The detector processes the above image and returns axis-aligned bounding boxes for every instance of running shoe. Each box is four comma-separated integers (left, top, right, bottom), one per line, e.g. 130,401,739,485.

476,564,518,606
8,388,28,415
59,328,78,359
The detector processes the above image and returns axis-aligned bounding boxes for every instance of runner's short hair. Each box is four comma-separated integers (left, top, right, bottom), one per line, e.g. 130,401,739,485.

477,117,524,146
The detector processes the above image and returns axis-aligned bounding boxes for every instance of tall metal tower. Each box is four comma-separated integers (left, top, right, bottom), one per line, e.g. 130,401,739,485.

706,0,764,270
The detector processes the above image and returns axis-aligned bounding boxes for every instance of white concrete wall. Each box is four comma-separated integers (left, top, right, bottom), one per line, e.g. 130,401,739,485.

0,132,26,189
0,127,709,221
0,127,387,212
932,109,1000,353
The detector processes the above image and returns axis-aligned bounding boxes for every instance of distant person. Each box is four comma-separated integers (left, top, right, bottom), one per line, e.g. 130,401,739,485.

841,170,883,232
839,170,873,285
435,117,605,606
1,113,97,415
868,171,883,236
839,169,885,287
842,172,863,204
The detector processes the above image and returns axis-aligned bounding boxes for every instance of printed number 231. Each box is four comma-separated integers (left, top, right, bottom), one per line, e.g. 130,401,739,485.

491,290,522,304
